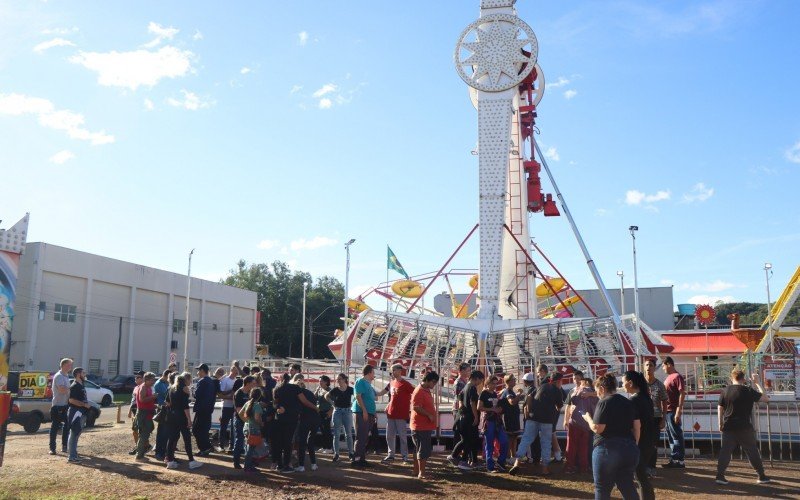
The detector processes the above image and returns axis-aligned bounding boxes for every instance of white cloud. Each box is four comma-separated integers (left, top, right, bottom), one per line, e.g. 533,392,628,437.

290,85,303,94
142,21,179,48
290,236,337,250
298,31,309,45
41,27,79,35
786,141,800,164
49,150,75,164
318,98,332,109
143,98,154,110
166,89,212,111
0,93,114,145
70,45,193,91
313,83,337,98
563,89,577,100
675,280,737,292
257,239,280,250
192,30,203,41
547,76,570,88
625,189,671,205
686,294,737,305
594,208,609,216
33,38,76,54
240,66,252,75
682,182,714,203
544,146,560,161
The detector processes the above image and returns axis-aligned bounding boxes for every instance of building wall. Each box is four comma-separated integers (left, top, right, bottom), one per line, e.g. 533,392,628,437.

9,242,257,374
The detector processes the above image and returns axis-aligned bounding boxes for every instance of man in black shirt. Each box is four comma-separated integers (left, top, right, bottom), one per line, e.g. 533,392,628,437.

715,369,771,485
67,367,91,463
510,372,562,475
232,375,256,469
449,370,484,469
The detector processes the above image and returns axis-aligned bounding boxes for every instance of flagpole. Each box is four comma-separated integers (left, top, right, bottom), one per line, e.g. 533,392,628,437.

386,245,390,313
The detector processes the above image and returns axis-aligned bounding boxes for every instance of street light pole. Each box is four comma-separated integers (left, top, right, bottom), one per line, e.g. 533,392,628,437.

629,226,641,369
343,239,356,371
183,248,195,371
617,270,625,315
301,281,308,368
765,263,773,356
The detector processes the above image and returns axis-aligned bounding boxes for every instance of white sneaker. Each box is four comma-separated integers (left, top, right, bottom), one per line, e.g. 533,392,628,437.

189,460,203,470
294,466,305,472
311,463,318,471
166,461,178,469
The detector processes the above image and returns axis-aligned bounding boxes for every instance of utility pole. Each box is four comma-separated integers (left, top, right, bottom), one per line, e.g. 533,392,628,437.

116,316,122,376
629,226,641,370
183,249,194,371
301,281,308,368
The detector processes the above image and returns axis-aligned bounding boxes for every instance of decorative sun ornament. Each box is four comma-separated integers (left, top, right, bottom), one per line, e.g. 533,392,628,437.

695,304,716,325
455,14,538,92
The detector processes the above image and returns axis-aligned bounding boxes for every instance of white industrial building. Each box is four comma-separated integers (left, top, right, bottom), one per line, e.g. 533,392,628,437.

9,243,257,376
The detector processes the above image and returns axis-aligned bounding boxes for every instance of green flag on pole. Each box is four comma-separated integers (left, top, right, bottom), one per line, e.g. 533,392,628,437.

387,246,409,279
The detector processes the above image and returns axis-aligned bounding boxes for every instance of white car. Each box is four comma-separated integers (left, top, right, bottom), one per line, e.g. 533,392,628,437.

71,378,115,407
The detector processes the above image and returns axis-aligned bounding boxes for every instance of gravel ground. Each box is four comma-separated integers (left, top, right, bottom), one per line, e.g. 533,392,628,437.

2,408,799,499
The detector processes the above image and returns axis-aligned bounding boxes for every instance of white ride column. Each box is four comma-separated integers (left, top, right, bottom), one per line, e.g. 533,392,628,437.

455,0,538,320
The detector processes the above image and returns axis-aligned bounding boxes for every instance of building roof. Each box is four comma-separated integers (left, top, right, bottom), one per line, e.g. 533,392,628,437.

661,331,746,355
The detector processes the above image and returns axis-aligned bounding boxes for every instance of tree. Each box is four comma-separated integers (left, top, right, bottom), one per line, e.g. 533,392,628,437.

713,301,800,327
222,260,344,358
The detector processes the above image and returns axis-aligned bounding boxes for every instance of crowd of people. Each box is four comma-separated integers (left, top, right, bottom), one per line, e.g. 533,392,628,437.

50,355,773,498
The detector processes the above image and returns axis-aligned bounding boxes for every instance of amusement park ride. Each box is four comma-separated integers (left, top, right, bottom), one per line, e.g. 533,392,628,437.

327,0,668,384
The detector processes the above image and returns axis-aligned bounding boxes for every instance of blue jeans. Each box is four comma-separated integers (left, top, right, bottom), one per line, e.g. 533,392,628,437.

331,408,354,456
244,424,261,469
155,418,169,458
592,437,640,500
482,420,509,471
515,420,553,464
232,418,245,466
66,408,83,460
664,412,684,461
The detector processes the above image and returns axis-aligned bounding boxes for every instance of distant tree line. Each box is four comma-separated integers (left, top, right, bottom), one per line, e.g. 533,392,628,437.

222,260,344,358
709,302,800,327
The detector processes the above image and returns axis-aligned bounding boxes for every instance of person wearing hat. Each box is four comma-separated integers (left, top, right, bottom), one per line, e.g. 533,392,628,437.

192,363,215,456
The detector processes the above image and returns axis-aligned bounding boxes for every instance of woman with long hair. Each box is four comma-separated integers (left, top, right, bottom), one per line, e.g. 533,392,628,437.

273,372,304,473
582,373,640,500
165,372,203,470
325,373,355,462
624,370,655,500
294,378,322,472
240,387,263,472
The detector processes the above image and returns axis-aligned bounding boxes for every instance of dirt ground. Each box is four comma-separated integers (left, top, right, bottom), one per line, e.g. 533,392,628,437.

2,409,799,500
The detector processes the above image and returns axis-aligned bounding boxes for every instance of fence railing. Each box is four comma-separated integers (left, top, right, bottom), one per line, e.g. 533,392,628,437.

656,400,800,463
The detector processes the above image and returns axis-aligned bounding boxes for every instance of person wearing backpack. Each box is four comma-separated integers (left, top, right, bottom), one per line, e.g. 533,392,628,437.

239,387,264,472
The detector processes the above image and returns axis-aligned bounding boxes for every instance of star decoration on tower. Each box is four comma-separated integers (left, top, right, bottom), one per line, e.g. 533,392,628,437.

462,20,530,88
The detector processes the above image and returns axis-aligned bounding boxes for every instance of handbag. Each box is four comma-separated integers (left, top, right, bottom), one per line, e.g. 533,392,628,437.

153,407,166,424
247,433,263,447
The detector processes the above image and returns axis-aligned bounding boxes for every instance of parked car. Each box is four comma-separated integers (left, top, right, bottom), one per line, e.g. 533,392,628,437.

70,377,114,407
86,373,108,386
10,398,101,434
103,374,137,394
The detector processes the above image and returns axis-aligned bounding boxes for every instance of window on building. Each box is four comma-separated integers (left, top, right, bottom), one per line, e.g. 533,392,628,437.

192,321,198,334
88,359,101,376
38,301,46,320
149,361,160,373
212,323,218,331
54,303,77,323
240,327,244,334
133,360,143,373
108,359,119,377
172,319,185,333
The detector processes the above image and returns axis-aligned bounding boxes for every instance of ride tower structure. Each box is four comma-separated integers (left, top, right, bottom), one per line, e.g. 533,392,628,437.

330,0,650,383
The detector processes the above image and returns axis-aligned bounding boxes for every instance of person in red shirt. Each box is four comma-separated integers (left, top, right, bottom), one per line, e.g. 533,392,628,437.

382,363,415,463
134,372,158,461
662,357,687,468
410,371,439,480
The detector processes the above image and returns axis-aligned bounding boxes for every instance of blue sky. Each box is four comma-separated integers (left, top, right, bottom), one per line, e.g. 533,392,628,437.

1,0,799,311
